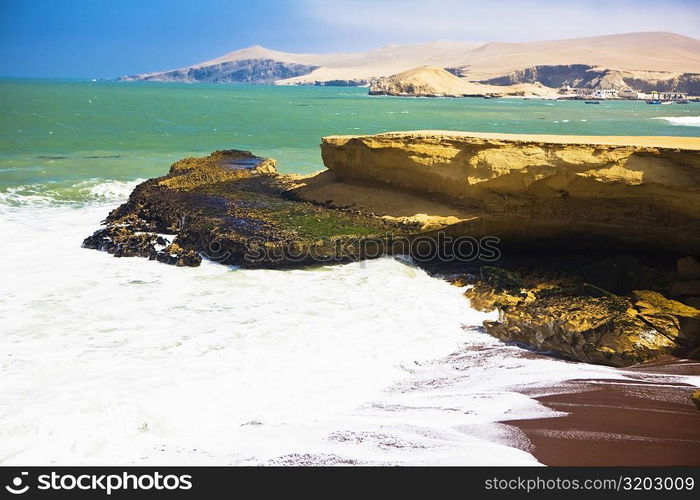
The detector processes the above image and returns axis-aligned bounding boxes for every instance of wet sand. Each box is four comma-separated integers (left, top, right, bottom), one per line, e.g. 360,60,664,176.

506,359,700,466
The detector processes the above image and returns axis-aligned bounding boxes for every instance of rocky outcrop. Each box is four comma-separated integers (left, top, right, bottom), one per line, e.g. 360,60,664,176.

321,131,700,255
477,64,700,93
477,64,613,88
317,130,700,365
83,150,418,268
459,266,700,366
622,73,700,95
85,132,700,367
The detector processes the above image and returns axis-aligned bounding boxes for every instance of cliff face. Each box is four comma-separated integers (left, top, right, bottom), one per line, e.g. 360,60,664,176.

120,59,319,83
477,65,631,90
478,64,700,93
622,73,700,95
321,131,700,254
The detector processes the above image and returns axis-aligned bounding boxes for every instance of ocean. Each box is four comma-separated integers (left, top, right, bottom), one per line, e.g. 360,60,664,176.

1,79,699,465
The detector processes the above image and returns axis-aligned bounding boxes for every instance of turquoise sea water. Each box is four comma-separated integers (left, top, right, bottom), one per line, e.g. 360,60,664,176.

1,78,699,202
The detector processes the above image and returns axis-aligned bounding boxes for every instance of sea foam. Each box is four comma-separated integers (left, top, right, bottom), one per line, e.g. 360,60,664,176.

651,116,700,126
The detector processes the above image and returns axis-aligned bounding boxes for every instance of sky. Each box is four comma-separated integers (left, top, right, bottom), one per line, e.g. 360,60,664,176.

1,0,699,78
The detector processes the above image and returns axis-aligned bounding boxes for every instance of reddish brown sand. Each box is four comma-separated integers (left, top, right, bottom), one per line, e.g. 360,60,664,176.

506,359,700,466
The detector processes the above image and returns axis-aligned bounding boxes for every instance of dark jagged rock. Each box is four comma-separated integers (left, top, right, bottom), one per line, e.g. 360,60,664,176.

83,149,418,268
82,213,168,259
153,242,202,267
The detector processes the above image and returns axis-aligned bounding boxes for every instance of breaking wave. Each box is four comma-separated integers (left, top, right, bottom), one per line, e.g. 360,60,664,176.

651,116,700,127
0,178,144,207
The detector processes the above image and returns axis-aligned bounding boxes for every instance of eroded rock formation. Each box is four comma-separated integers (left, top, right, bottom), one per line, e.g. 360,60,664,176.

321,131,700,254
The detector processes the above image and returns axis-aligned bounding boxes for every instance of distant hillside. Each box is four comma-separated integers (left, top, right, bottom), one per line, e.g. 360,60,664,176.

120,32,700,92
119,46,320,83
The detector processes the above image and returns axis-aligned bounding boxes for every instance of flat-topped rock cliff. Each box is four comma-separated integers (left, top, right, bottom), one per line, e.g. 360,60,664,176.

321,131,700,254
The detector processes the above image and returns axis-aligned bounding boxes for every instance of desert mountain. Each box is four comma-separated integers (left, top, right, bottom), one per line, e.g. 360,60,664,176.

121,32,700,92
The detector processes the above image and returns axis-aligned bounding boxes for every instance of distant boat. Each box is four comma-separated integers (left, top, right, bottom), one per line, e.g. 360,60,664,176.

646,99,662,104
584,100,600,104
675,99,689,104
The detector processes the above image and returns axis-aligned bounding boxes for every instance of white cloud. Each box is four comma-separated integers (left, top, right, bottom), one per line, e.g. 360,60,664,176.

300,0,700,43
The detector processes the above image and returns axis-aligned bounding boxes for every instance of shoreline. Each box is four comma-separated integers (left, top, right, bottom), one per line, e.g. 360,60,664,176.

505,359,700,466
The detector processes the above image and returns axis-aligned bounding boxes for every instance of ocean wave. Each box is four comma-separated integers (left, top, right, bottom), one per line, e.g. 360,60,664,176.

651,116,700,126
0,178,143,207
78,178,144,200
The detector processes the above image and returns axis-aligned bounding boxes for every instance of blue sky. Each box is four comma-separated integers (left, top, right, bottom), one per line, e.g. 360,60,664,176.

1,0,699,78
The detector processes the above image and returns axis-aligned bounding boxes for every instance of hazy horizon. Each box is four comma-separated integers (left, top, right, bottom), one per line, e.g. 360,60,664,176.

1,0,700,79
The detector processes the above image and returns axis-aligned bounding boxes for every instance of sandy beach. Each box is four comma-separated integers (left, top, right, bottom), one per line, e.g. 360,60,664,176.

506,359,700,466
